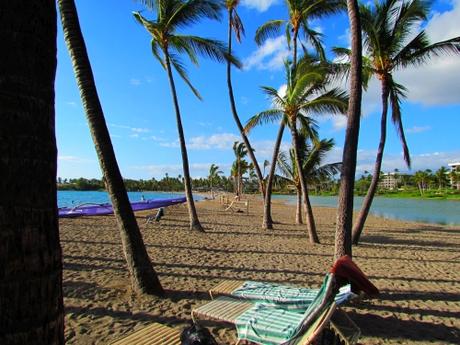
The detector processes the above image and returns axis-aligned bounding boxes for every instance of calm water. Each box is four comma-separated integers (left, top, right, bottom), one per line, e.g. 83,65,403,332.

274,195,460,226
57,190,186,208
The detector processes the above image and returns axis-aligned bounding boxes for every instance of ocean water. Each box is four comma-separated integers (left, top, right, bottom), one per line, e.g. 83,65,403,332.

273,195,460,226
57,190,186,208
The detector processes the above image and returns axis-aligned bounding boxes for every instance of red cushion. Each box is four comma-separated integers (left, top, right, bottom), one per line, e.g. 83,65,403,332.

331,255,379,296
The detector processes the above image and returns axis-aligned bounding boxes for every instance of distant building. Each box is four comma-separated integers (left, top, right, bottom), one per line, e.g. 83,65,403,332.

379,172,399,190
448,162,460,190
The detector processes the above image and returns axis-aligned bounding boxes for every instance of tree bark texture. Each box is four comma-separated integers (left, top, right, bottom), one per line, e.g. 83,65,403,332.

295,188,303,224
0,1,64,343
227,10,265,197
263,122,286,229
164,53,203,231
352,77,389,244
334,0,363,260
290,126,319,243
58,0,164,295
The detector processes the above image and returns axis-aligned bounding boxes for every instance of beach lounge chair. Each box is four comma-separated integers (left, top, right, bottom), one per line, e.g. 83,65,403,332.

192,256,378,345
110,323,181,345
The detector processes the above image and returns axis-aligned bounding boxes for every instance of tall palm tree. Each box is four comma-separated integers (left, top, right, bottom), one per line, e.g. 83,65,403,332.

347,0,460,245
278,136,341,224
334,0,363,259
435,166,449,190
58,0,163,295
225,0,265,197
133,1,240,232
255,0,343,230
208,164,223,199
1,2,64,343
246,58,348,243
232,141,248,197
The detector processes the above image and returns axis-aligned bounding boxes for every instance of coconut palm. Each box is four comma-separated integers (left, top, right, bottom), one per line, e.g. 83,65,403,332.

58,0,163,295
208,164,223,199
1,2,64,342
278,136,341,224
232,141,248,197
435,166,449,190
255,0,343,231
340,0,460,245
246,57,348,243
225,0,265,197
133,1,240,232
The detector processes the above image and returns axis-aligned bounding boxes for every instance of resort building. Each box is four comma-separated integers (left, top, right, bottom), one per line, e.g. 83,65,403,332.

448,162,460,190
379,172,400,190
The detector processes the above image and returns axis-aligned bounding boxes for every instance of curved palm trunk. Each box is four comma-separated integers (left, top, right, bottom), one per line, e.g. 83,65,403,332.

227,9,265,197
352,77,390,244
1,2,64,343
263,122,286,229
58,0,164,295
295,186,303,224
335,0,363,260
290,126,319,243
164,52,203,232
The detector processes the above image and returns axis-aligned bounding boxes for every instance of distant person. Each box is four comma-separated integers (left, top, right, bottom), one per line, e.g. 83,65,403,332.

155,207,164,222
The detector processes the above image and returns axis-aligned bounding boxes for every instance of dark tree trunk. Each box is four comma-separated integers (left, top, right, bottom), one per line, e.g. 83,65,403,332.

290,126,319,244
263,122,286,229
295,187,303,224
335,0,363,260
0,1,64,343
227,9,265,197
58,0,164,295
352,77,390,244
164,52,204,232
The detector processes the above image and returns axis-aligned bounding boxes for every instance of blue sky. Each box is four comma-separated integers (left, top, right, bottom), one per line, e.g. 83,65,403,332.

56,0,460,180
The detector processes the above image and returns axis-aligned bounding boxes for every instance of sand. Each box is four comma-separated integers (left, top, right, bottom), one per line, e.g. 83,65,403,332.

59,196,460,345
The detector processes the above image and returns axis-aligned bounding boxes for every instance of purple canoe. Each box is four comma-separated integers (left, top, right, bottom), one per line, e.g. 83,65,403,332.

58,196,186,218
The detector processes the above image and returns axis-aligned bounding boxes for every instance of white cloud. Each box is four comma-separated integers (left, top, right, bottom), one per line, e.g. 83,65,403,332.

58,155,94,163
241,0,279,12
130,163,232,178
130,78,142,86
188,133,240,150
110,123,152,138
66,101,77,107
244,35,289,71
131,127,150,133
406,125,431,134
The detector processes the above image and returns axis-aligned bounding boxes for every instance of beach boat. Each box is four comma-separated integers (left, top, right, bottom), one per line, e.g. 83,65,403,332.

58,196,186,218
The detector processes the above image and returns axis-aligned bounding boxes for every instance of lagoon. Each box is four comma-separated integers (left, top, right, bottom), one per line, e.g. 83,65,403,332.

274,195,460,226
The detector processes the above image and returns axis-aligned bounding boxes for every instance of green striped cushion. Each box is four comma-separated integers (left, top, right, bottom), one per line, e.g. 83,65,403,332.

235,274,334,345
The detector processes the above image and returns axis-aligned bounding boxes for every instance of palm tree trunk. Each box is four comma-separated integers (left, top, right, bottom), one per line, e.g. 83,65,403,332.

164,52,203,232
335,0,363,260
295,187,303,224
352,78,390,245
1,2,64,343
263,122,286,229
227,10,265,197
290,125,319,243
58,0,164,295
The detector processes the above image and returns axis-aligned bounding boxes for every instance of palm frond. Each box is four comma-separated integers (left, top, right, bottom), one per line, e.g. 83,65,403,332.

302,0,346,20
231,9,245,43
304,26,326,61
173,35,242,68
394,32,460,69
168,35,199,65
277,151,295,181
166,0,223,31
151,39,166,68
300,88,349,115
388,76,411,168
260,86,285,107
255,20,285,46
297,114,319,144
133,11,159,36
168,53,202,100
244,109,284,133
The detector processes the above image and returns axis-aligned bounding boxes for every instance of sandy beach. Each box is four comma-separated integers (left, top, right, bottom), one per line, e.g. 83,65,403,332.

60,196,460,345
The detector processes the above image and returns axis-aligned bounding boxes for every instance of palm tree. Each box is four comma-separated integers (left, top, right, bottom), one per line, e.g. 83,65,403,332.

1,2,64,343
232,141,248,197
246,57,348,243
133,1,240,232
278,136,341,224
254,0,343,230
225,0,265,197
435,166,449,190
414,170,430,195
334,0,363,259
58,0,164,295
347,0,460,245
208,164,223,199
